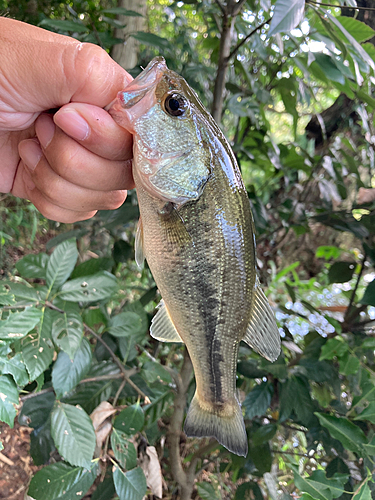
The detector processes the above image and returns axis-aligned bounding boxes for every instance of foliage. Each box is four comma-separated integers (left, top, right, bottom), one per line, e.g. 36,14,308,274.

1,0,375,499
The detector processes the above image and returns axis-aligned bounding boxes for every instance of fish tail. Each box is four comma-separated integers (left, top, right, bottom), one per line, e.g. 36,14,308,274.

183,393,248,457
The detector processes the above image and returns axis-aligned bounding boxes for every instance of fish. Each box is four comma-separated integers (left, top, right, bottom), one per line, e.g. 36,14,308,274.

108,57,280,457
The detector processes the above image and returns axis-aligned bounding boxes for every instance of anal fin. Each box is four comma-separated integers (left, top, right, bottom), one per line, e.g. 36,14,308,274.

243,279,281,362
150,301,184,343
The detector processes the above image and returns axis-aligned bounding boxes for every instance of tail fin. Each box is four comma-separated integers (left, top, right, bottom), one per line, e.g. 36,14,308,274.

183,394,248,457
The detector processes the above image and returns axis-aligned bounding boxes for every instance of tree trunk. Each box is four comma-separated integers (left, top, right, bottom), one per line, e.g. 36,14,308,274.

211,13,235,123
110,0,147,70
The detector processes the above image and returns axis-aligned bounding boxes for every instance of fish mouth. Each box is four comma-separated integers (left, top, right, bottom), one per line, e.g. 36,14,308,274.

105,57,167,123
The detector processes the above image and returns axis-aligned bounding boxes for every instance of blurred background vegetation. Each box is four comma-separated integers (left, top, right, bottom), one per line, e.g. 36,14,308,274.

1,0,375,499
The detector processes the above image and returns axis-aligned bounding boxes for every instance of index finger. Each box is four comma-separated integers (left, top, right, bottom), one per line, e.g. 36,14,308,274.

54,103,133,161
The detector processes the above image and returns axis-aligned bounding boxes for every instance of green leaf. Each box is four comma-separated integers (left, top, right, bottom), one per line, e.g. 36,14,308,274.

294,469,345,500
251,424,277,446
114,402,145,435
46,239,78,293
142,360,172,384
59,271,117,303
328,261,356,284
235,482,264,500
15,253,48,279
108,312,144,338
19,392,55,429
1,352,29,386
354,402,375,424
353,483,372,500
52,338,92,398
131,31,170,49
249,442,272,475
360,279,375,306
268,0,305,36
113,240,133,263
319,338,348,361
50,402,96,468
21,308,55,381
312,53,345,85
0,375,18,427
327,13,375,72
335,16,375,43
70,258,114,279
7,283,40,303
51,304,83,359
27,461,97,500
315,413,367,453
39,18,89,33
197,482,220,500
91,475,116,500
338,352,360,376
243,382,273,420
316,246,342,260
29,415,56,465
113,466,147,500
0,307,42,340
237,360,267,379
101,7,143,16
111,428,137,469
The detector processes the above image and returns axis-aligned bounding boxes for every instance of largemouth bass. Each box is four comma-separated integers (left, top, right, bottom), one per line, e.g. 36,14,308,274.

109,57,280,457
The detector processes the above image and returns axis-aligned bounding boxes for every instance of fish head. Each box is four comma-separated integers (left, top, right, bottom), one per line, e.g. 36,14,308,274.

108,57,213,206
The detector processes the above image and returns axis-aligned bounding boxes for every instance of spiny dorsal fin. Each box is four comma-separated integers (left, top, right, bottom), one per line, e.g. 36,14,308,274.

150,301,184,343
242,279,280,362
135,217,145,268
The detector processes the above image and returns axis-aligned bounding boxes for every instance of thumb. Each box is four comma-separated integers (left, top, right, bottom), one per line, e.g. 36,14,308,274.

0,18,132,127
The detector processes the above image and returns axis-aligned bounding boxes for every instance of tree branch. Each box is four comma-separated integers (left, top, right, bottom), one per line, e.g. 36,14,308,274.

167,348,195,500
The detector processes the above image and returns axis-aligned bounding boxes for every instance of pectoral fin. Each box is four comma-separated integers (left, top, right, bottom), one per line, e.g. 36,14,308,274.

135,217,145,268
150,301,184,343
243,279,280,362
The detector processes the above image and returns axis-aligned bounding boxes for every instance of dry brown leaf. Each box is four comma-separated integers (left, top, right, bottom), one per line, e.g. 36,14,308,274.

95,421,112,452
90,401,116,431
140,446,163,499
357,187,375,204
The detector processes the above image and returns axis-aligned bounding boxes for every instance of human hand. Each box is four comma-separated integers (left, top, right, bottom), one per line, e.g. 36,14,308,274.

0,18,134,223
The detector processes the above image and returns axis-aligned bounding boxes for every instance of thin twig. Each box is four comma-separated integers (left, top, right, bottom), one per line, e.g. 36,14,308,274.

344,253,367,325
228,17,271,61
214,0,226,16
84,324,148,400
307,0,375,11
20,373,128,401
46,301,148,400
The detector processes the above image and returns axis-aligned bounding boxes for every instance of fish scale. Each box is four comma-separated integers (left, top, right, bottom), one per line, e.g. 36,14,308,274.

108,57,280,456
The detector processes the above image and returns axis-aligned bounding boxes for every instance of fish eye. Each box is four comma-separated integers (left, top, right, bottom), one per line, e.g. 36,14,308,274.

163,93,188,117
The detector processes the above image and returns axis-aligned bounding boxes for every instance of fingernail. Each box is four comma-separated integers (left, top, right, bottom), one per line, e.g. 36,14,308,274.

54,109,90,141
36,114,55,149
19,140,42,172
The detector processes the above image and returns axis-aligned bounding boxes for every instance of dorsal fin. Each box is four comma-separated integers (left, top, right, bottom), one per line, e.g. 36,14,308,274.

150,301,184,343
242,279,280,361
